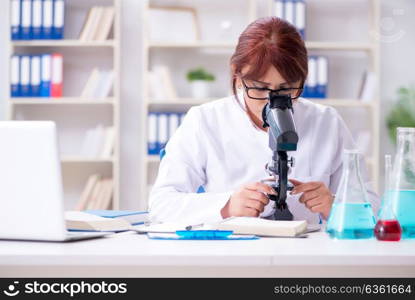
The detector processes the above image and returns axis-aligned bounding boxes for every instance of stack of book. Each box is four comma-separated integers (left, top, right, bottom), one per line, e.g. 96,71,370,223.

75,175,114,211
274,0,306,39
11,0,65,40
10,53,63,97
80,68,114,99
148,112,185,155
303,56,328,99
79,6,115,41
148,65,177,101
80,125,115,159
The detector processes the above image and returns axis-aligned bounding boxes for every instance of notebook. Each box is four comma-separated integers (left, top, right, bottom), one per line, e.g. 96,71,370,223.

65,211,132,232
85,210,149,225
135,217,310,237
215,217,308,237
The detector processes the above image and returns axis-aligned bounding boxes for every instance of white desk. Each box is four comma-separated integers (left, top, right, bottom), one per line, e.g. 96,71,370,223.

1,231,414,277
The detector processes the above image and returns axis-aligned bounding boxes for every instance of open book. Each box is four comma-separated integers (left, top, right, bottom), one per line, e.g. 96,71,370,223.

135,217,311,237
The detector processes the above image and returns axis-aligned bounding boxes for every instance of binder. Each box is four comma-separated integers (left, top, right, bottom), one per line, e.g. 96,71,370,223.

51,53,63,97
42,0,53,39
305,56,317,98
295,0,306,39
30,55,41,97
316,56,328,98
274,0,284,19
52,0,64,39
10,0,21,40
31,0,42,39
20,55,31,97
284,0,294,25
10,55,21,97
21,0,32,40
168,113,180,140
158,113,168,153
148,113,158,155
40,54,51,96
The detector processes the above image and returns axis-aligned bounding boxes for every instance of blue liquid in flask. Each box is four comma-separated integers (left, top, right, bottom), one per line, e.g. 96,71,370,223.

392,190,415,239
326,202,376,239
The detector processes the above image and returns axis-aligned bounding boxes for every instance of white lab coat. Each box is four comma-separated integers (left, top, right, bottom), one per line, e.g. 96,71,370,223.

148,93,379,224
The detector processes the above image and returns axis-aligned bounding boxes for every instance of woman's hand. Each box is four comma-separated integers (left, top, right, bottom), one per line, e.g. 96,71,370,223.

289,179,334,219
221,182,276,218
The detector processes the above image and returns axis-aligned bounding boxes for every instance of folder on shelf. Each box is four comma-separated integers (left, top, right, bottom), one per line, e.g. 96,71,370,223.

21,0,32,40
10,0,21,40
316,56,328,98
284,0,294,25
52,0,64,39
93,6,114,41
148,112,158,155
51,53,63,97
76,174,101,211
304,56,317,98
31,0,43,39
295,0,306,39
19,55,31,97
42,0,54,39
10,55,21,97
40,54,52,97
274,0,283,19
30,55,41,97
168,113,180,140
158,113,168,153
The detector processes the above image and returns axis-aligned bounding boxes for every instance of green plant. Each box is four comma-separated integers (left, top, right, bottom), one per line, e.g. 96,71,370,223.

186,67,215,82
386,85,415,143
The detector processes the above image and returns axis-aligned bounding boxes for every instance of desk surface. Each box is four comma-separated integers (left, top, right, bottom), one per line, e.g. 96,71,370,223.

1,231,415,277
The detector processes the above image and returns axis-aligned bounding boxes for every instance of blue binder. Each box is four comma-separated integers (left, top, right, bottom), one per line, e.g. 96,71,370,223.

148,112,158,155
10,55,21,97
19,55,31,97
316,56,328,98
30,55,41,97
31,0,42,39
21,0,32,40
10,0,21,40
41,0,53,39
40,54,51,97
51,0,64,39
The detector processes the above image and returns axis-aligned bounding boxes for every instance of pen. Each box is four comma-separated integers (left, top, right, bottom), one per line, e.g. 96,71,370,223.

185,223,204,231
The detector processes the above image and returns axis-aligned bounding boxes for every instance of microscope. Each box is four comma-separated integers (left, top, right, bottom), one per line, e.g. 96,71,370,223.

261,91,298,215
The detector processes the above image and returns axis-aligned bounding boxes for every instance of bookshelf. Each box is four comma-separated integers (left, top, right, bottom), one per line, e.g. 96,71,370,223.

6,0,121,210
140,0,381,207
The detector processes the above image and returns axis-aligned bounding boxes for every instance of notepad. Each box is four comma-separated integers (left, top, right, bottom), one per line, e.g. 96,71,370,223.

216,217,308,237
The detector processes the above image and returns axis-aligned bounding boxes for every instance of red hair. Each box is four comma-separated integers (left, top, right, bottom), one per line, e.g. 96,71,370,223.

230,17,308,101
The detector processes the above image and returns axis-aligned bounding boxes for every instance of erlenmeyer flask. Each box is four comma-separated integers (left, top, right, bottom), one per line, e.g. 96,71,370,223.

374,154,402,241
326,150,376,239
390,127,415,239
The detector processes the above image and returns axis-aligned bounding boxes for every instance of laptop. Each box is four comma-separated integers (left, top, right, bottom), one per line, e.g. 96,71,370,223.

0,121,107,242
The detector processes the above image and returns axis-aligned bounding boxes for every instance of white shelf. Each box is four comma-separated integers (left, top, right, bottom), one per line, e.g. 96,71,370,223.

9,98,115,105
148,98,374,108
149,41,375,52
61,156,114,163
147,155,160,163
11,40,116,47
305,41,375,51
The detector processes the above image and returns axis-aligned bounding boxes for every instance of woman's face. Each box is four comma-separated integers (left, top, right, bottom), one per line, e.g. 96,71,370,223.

237,65,300,127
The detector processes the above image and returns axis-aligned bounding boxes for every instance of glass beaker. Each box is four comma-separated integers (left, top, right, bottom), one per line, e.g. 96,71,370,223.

375,154,402,241
390,127,415,239
326,150,376,239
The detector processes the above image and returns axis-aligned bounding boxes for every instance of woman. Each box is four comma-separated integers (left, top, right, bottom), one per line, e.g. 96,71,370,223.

149,17,379,224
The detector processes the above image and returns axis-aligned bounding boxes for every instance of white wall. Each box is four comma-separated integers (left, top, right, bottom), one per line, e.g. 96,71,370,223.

379,0,415,174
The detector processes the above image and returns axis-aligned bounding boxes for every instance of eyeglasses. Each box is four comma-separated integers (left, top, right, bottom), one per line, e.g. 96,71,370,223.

241,79,303,100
